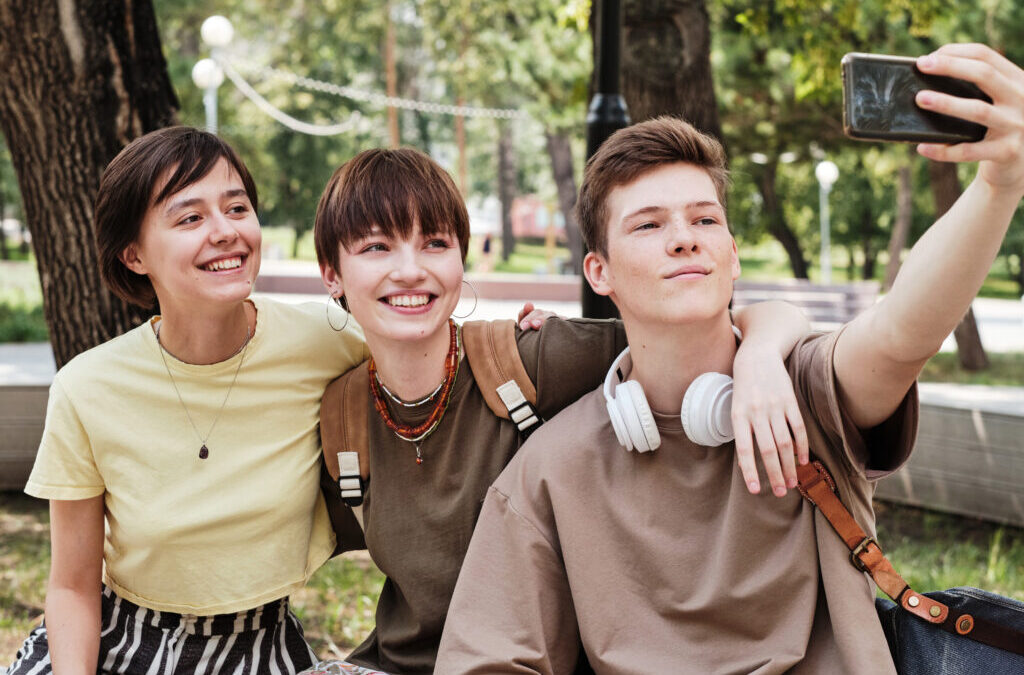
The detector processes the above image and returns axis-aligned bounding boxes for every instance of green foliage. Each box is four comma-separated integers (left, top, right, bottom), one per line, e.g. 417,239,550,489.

713,0,1024,285
0,303,48,343
0,262,46,342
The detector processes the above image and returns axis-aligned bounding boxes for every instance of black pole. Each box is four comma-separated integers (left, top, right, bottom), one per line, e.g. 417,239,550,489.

582,0,629,319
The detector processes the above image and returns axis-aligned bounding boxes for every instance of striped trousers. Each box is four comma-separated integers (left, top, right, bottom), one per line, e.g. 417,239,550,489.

5,586,317,674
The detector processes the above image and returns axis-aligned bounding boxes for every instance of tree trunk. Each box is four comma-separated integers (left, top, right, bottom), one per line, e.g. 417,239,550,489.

0,0,178,367
861,210,876,281
927,160,989,370
497,123,517,262
883,153,913,291
758,159,810,279
621,0,722,141
545,131,583,274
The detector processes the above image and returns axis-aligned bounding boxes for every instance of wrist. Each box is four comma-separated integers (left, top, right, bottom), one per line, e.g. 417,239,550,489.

735,341,785,362
973,172,1024,207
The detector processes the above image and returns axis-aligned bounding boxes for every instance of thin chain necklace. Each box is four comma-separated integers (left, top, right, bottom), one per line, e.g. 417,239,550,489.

368,319,460,465
375,374,444,407
155,322,252,460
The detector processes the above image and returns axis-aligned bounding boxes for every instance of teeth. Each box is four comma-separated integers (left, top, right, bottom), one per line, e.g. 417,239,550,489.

204,257,242,272
387,294,430,307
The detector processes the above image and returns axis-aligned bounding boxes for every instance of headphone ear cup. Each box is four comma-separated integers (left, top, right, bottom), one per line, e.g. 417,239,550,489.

606,399,633,450
681,373,734,447
617,380,661,452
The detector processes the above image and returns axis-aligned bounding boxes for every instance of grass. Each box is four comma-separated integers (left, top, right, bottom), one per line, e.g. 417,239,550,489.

920,352,1024,386
874,501,1024,602
1,492,1021,663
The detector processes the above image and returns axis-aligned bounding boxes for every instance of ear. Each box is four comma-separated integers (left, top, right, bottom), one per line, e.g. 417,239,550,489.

583,251,613,297
120,243,148,276
730,237,741,281
320,263,344,298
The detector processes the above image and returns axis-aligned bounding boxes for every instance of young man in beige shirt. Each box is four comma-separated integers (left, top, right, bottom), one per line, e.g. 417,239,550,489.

436,44,1024,674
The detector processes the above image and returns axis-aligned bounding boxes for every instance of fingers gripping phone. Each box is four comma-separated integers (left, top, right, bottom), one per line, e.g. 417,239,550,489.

841,52,991,144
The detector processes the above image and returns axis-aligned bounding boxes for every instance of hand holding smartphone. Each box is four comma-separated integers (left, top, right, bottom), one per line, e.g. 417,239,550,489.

841,52,991,144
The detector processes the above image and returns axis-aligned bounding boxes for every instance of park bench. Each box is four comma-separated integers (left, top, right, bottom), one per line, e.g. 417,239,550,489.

731,279,881,331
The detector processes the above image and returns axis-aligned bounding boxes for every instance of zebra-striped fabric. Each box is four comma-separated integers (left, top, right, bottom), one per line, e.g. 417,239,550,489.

5,586,317,674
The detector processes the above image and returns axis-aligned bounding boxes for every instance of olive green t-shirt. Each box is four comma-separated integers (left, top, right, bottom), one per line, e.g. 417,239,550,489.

336,318,627,674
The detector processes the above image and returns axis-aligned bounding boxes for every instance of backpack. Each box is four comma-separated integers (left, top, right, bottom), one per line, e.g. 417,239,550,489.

319,320,540,529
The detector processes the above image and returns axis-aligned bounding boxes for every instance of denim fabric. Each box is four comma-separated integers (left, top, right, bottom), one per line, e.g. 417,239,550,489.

876,587,1024,675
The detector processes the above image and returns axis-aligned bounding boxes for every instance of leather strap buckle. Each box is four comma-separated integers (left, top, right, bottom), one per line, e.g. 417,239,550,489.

850,536,877,573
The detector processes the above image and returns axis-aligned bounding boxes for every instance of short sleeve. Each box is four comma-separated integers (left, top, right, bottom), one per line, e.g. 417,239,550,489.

24,377,105,500
787,329,919,481
516,318,628,419
437,486,581,674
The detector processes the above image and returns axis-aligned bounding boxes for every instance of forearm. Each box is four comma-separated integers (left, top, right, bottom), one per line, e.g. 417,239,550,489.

837,177,1019,428
45,584,101,674
875,176,1019,362
732,301,811,358
46,496,105,674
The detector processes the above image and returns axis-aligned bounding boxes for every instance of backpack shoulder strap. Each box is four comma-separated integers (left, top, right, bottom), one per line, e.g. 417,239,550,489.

797,460,1024,656
462,320,540,433
321,361,370,512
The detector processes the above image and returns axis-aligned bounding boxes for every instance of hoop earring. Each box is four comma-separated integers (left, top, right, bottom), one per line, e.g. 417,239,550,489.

326,294,350,332
452,279,479,319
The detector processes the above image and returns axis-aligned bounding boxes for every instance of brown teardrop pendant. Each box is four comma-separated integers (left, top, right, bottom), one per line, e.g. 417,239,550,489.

199,445,209,459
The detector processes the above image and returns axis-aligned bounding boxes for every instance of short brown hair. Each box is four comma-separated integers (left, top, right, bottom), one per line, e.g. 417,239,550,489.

314,147,470,273
576,117,729,257
95,126,259,308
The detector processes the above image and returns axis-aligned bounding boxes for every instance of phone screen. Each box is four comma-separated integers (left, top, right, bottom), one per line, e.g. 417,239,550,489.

842,53,989,143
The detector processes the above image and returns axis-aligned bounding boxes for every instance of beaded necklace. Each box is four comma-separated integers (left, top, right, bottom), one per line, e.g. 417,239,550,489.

368,318,460,464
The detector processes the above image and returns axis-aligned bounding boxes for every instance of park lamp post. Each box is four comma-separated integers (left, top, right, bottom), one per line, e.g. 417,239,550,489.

191,16,234,135
582,0,630,319
815,160,839,285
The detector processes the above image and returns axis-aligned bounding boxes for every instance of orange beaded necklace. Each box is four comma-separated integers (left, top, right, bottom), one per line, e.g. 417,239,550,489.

368,318,460,464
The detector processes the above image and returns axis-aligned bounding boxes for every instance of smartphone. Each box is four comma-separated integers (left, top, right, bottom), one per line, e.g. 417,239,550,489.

841,52,990,144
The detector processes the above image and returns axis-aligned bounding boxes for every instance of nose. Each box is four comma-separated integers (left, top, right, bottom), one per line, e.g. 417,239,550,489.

665,219,698,255
389,244,428,283
208,212,240,245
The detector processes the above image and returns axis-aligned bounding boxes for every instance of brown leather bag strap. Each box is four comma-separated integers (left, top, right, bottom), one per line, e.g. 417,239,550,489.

463,320,540,432
796,460,1024,656
320,362,370,507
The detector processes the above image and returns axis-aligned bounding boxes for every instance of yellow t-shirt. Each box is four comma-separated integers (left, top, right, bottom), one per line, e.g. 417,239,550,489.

25,297,367,614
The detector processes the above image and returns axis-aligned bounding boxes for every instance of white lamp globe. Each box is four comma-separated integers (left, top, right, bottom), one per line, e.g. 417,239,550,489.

201,15,234,48
815,160,839,189
192,58,224,90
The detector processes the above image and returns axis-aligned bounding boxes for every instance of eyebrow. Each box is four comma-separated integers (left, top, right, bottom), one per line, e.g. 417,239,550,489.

621,201,723,221
164,188,249,215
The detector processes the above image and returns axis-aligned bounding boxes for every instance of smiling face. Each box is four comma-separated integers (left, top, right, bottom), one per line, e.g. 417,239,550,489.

322,221,464,347
120,158,261,315
584,162,740,328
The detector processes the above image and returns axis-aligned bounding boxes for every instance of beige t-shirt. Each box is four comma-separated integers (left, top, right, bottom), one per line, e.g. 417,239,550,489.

25,297,367,614
437,330,919,674
335,318,627,675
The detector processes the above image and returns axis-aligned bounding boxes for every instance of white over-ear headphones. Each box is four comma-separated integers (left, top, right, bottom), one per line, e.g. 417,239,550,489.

603,331,738,451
